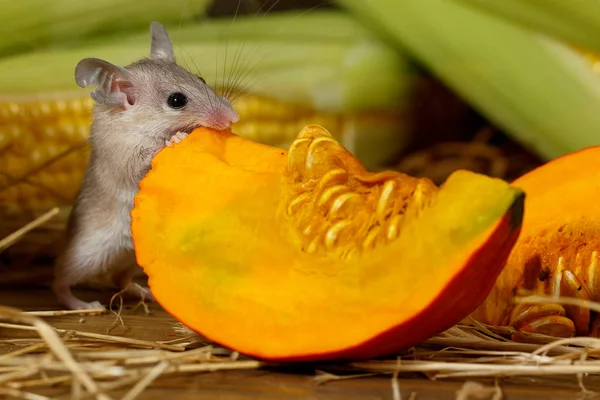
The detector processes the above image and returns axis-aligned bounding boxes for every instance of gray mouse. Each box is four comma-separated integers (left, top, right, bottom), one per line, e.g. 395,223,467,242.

52,21,240,310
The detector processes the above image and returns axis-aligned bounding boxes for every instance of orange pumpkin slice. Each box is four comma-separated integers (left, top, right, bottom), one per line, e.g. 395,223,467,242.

131,124,524,361
470,145,600,332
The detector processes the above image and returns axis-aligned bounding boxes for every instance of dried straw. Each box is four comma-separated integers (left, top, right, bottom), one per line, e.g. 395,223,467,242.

3,206,600,398
2,297,600,398
0,305,109,400
0,322,184,352
0,306,264,399
0,207,60,252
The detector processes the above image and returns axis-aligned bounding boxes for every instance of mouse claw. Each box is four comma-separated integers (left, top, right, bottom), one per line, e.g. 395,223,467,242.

166,131,189,147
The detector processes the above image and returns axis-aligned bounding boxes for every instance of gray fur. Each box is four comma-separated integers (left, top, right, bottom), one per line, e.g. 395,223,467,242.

53,21,240,310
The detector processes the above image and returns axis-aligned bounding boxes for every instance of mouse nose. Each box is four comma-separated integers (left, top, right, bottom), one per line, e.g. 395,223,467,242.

229,110,240,125
221,106,239,125
207,107,240,130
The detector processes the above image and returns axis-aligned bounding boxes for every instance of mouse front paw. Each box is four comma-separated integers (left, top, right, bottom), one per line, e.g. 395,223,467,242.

165,131,189,147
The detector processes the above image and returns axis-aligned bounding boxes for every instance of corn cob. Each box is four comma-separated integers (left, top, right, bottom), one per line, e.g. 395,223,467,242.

0,94,93,216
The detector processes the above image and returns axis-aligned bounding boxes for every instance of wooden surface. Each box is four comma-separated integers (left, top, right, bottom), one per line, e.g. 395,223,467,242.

0,287,598,400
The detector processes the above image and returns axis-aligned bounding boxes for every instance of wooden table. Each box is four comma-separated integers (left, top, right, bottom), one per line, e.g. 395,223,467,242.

0,287,595,400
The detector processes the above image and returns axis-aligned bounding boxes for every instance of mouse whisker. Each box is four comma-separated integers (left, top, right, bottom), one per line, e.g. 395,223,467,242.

223,1,330,103
225,45,266,104
224,36,250,101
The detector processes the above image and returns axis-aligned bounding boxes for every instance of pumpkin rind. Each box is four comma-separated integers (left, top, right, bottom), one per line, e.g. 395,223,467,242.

131,124,524,361
470,145,600,338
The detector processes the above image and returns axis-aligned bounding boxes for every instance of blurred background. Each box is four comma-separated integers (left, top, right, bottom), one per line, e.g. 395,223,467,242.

1,0,600,285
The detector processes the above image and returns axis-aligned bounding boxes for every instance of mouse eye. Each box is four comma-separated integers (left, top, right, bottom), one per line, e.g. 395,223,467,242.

167,92,188,109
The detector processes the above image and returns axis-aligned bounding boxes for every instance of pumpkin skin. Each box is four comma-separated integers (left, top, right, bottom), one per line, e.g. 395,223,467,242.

469,145,600,339
130,124,524,362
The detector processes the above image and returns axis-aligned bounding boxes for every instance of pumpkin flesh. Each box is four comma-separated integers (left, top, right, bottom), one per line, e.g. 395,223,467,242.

470,145,600,332
131,125,524,361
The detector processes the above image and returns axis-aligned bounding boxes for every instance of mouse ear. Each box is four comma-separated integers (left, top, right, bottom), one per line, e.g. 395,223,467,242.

149,22,176,62
75,58,136,107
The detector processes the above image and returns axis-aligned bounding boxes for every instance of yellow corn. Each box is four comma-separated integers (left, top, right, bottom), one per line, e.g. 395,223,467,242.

0,94,93,217
0,92,404,224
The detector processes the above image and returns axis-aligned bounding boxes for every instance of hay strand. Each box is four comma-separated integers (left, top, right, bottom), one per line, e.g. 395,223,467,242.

121,361,169,400
0,322,184,351
0,207,60,252
23,309,107,317
515,294,600,313
391,371,401,400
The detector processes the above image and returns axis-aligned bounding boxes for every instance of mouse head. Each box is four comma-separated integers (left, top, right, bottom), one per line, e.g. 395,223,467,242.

74,22,239,133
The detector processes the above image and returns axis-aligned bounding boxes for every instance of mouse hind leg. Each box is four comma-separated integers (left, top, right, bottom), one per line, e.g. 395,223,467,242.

52,225,129,310
52,208,155,310
111,264,154,303
52,252,107,310
53,254,154,311
53,284,105,310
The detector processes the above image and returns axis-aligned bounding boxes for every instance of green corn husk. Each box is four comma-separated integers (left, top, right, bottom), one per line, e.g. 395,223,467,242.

338,0,600,161
0,10,412,114
0,0,212,58
453,0,600,54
